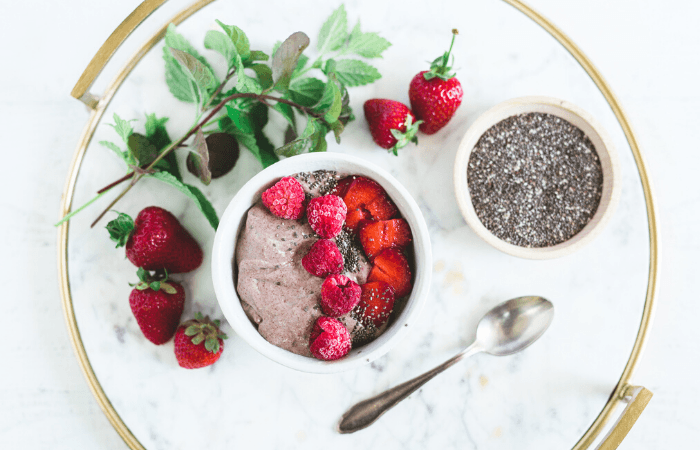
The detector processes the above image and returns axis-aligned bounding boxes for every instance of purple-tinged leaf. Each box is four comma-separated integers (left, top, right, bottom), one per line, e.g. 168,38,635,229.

271,32,310,91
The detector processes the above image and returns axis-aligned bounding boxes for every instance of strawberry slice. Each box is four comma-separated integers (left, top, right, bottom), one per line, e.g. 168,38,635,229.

341,177,398,232
330,176,356,198
345,208,372,233
359,219,413,260
356,281,396,328
367,248,412,298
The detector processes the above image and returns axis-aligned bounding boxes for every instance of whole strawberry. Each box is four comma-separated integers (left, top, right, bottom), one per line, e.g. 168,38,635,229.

106,206,203,273
174,312,228,369
363,99,422,156
408,29,463,135
129,268,185,345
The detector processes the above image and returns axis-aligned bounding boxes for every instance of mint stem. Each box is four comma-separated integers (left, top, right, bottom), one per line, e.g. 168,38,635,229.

55,190,109,227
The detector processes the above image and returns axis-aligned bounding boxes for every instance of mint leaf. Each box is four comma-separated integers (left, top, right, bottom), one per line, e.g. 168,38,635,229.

170,48,217,103
109,113,134,144
215,20,251,60
164,47,198,103
127,133,159,166
314,75,343,122
149,171,219,229
346,21,391,58
189,128,211,185
332,59,380,87
248,50,269,62
204,30,237,68
226,105,254,134
288,77,325,107
164,24,216,76
271,32,310,91
292,54,310,77
248,64,273,90
233,54,262,94
317,4,347,54
274,102,296,133
276,118,323,156
143,113,181,181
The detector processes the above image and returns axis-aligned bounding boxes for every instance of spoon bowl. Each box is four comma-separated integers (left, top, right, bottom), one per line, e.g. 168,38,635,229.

338,295,554,433
477,296,554,356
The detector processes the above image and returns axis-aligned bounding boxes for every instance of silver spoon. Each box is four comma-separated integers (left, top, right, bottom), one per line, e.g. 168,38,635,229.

338,295,554,433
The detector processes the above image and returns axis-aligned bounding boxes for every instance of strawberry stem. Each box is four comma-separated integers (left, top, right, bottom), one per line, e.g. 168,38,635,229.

441,29,459,70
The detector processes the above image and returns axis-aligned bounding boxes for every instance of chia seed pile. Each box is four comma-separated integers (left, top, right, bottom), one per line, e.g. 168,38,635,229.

467,112,603,248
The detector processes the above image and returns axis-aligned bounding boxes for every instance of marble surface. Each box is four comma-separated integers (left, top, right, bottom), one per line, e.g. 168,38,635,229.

1,0,697,448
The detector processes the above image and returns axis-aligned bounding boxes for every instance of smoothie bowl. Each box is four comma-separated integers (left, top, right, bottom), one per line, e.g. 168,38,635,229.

212,153,432,373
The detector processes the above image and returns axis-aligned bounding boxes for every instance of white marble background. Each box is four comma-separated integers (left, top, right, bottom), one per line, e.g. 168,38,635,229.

1,0,697,448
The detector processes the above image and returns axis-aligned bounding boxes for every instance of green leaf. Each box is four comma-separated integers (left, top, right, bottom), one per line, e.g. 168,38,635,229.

317,4,347,54
191,334,205,345
205,337,219,353
271,32,310,91
149,172,219,229
149,281,161,291
215,20,251,60
105,212,134,248
226,105,254,134
144,114,170,149
188,129,211,185
195,312,204,321
159,282,178,294
233,54,262,94
288,77,325,107
127,133,159,166
292,54,309,77
99,140,128,163
184,325,199,336
314,76,343,123
204,30,237,68
276,118,322,156
329,119,344,144
137,267,147,282
164,48,198,103
332,59,381,87
169,48,217,101
273,102,296,133
248,50,269,62
345,21,391,58
109,113,134,144
248,64,273,90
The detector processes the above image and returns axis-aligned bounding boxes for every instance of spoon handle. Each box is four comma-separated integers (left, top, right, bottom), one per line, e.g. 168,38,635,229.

338,343,481,433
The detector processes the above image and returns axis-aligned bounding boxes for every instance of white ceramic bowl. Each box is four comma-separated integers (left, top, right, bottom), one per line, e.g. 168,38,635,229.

453,96,621,259
212,153,432,373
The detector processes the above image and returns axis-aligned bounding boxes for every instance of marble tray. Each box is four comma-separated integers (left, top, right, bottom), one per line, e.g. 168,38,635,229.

59,0,655,449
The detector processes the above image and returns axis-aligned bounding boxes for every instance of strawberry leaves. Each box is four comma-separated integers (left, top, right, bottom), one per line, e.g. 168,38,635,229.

132,267,178,294
183,312,228,353
106,212,134,248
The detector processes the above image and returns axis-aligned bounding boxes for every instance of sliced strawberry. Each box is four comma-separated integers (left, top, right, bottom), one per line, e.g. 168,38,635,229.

368,248,412,298
359,219,413,260
330,176,356,198
356,281,395,328
342,177,398,231
345,208,372,233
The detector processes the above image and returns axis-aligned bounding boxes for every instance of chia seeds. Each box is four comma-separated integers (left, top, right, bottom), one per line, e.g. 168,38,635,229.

295,170,340,196
334,229,363,273
467,112,603,248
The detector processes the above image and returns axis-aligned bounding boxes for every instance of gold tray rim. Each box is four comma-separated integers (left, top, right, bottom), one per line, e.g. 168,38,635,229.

57,1,658,449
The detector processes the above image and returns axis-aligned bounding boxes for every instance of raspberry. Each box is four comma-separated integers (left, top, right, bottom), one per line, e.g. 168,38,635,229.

309,317,352,361
302,239,344,277
306,195,347,239
320,274,361,317
261,176,305,220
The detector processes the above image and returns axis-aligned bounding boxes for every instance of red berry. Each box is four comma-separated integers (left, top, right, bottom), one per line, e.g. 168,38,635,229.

129,270,185,345
106,207,203,273
173,313,227,369
359,219,413,260
261,176,306,220
302,239,344,277
408,30,463,135
309,317,352,361
355,281,396,329
306,195,347,239
320,274,362,317
341,177,398,233
329,176,355,198
368,248,413,298
363,99,421,155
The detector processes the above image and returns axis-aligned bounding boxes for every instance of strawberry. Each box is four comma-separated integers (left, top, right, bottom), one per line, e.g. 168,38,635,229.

174,312,228,369
408,29,463,135
261,176,306,220
341,177,398,232
329,176,355,198
320,274,362,317
309,317,352,361
306,195,347,239
359,219,413,260
129,268,185,345
367,248,413,298
302,239,344,277
355,281,395,329
106,207,203,273
363,99,422,155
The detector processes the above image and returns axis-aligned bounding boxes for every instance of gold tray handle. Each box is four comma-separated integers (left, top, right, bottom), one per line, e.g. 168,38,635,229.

70,0,168,109
596,385,653,450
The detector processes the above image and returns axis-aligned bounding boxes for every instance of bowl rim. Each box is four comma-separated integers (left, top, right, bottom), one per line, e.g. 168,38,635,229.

211,152,432,373
453,95,621,259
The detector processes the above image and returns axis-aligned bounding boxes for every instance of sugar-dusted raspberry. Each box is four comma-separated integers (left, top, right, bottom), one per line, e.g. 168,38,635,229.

306,195,347,239
302,239,344,277
321,274,361,317
309,317,352,361
261,176,305,220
